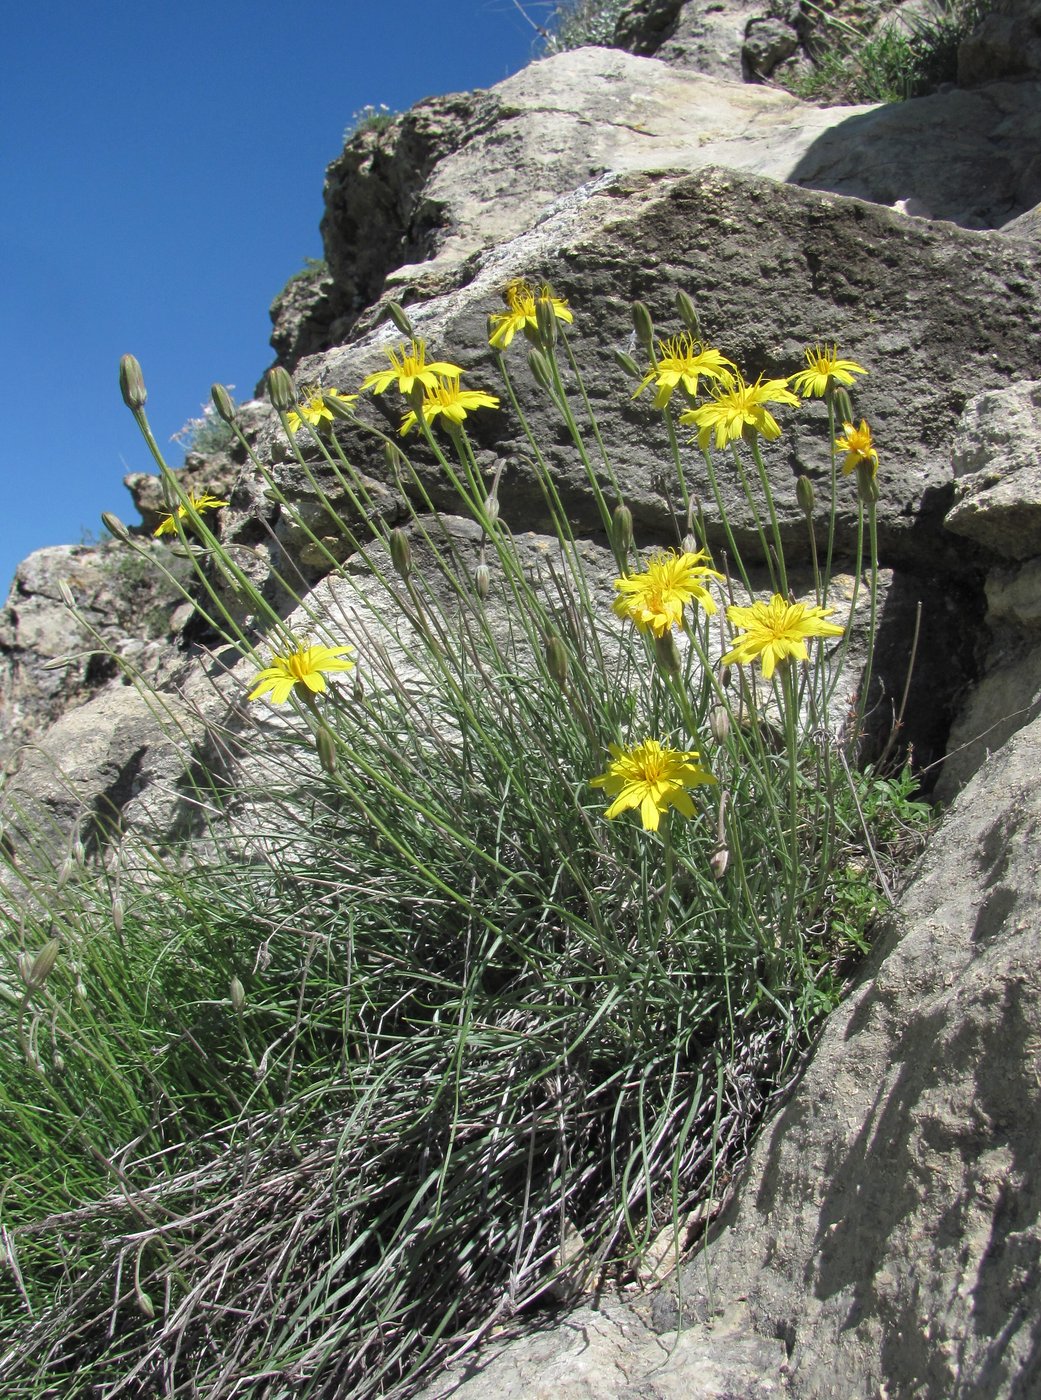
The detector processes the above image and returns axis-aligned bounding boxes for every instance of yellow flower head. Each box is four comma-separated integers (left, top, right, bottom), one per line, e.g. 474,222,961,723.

612,549,724,636
399,374,500,435
285,388,357,434
634,335,735,409
488,279,573,350
153,490,229,537
359,339,463,397
681,372,800,450
722,595,845,680
591,738,717,832
790,343,867,399
248,642,355,706
836,419,879,478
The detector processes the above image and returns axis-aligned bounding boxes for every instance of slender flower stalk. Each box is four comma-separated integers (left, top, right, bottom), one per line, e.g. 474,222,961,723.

591,739,716,832
248,642,355,705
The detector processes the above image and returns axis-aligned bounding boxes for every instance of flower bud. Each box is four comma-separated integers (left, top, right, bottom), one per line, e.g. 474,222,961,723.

545,634,569,688
613,349,643,379
230,975,246,1013
856,462,880,505
267,366,297,412
58,580,76,609
389,528,412,578
710,844,730,880
323,391,355,420
612,503,634,555
53,1052,65,1074
384,441,406,475
26,938,61,989
796,475,815,517
136,1289,155,1319
720,664,733,690
833,387,854,424
211,383,236,423
675,290,701,335
102,512,133,544
653,630,682,677
316,725,338,774
528,348,554,391
56,856,73,891
111,896,124,936
353,676,365,704
483,493,500,526
631,301,655,352
535,294,558,349
680,532,699,557
387,301,414,337
709,704,731,744
474,563,491,600
119,354,147,411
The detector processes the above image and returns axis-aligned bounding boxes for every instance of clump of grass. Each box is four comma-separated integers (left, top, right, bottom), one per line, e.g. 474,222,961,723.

0,295,936,1397
344,102,396,143
787,0,991,104
171,394,238,457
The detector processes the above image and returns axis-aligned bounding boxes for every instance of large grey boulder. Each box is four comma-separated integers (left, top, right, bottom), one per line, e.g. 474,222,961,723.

661,706,1041,1397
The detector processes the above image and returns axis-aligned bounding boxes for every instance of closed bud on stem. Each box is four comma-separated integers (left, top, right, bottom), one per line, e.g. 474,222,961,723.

710,844,730,880
58,580,76,609
230,975,246,1013
211,383,236,423
720,663,733,690
796,474,816,517
353,675,365,704
101,512,133,544
384,441,406,475
535,295,558,349
316,725,338,774
675,289,702,335
681,532,699,556
136,1290,155,1320
856,462,880,505
266,366,296,412
613,349,643,379
27,938,61,989
119,354,147,411
833,387,854,424
474,563,491,600
72,837,86,867
388,528,412,578
631,301,655,352
612,503,634,555
527,348,554,391
482,493,500,525
709,704,731,743
545,633,569,688
387,301,414,337
56,856,74,891
111,896,124,935
653,630,682,677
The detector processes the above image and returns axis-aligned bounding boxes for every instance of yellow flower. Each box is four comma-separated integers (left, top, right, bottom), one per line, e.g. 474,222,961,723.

790,343,867,399
399,374,500,435
722,595,845,680
612,549,724,635
488,279,573,350
681,372,799,450
248,642,355,705
285,388,357,434
153,490,229,537
359,339,463,397
591,738,717,832
634,335,735,409
836,419,879,477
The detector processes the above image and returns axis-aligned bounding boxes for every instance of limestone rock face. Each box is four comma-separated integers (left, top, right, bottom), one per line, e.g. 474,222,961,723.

0,543,187,769
661,707,1041,1397
946,380,1041,562
959,0,1041,83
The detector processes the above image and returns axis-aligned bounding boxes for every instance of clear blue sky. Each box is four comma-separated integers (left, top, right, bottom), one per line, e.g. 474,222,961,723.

1,0,547,595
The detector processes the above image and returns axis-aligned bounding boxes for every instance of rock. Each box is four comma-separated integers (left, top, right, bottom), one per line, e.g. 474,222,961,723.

124,450,241,537
0,543,188,769
959,0,1041,84
614,0,768,80
267,260,338,371
658,707,1041,1397
743,17,801,77
945,380,1041,561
